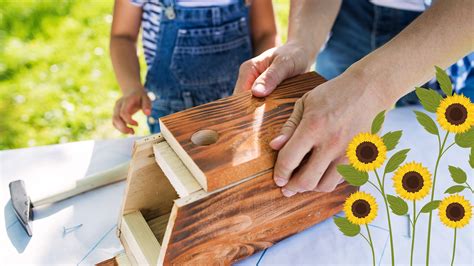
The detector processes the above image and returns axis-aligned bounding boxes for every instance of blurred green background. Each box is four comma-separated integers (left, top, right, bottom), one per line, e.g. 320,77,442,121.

0,0,289,150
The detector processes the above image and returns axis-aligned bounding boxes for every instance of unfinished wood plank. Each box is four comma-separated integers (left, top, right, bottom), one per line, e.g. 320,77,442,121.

160,72,325,192
121,211,161,265
161,174,357,264
119,134,178,223
153,142,201,198
147,213,171,244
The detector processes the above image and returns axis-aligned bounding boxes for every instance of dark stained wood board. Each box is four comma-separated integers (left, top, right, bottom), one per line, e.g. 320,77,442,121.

161,174,357,264
160,72,325,192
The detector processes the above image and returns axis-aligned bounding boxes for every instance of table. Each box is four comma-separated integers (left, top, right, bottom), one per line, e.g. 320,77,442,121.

1,106,472,265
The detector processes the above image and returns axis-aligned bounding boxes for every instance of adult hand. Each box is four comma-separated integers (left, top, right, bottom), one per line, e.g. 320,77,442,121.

233,42,313,96
268,70,389,197
113,89,151,134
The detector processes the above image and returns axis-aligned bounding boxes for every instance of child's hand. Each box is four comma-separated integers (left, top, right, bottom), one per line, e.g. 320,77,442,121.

112,89,151,134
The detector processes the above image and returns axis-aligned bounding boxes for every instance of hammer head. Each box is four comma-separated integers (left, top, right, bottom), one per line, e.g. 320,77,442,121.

9,180,33,236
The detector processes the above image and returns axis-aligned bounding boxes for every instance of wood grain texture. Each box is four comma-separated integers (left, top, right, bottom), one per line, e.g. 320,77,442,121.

119,134,178,222
161,174,357,265
160,72,326,192
148,213,171,244
153,142,202,198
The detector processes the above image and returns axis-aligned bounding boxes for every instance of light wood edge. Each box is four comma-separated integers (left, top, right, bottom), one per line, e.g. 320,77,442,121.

117,134,164,231
159,119,208,191
115,252,132,265
152,142,202,198
157,203,178,266
120,211,161,265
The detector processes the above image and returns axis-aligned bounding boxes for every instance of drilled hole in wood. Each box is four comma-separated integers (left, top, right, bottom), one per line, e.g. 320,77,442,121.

191,129,219,146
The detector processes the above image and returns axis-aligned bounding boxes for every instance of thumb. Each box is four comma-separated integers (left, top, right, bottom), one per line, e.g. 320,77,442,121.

269,95,305,150
141,93,152,116
251,57,292,97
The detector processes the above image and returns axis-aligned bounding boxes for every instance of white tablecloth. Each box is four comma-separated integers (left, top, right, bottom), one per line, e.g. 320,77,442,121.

1,106,472,265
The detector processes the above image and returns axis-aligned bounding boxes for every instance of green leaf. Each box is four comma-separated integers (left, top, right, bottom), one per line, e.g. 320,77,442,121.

435,66,453,96
336,164,369,186
386,195,408,215
454,128,474,148
371,111,385,134
448,166,467,184
470,148,474,169
384,149,410,174
415,87,443,113
382,130,403,151
414,111,439,136
333,217,360,237
444,185,466,194
421,200,441,213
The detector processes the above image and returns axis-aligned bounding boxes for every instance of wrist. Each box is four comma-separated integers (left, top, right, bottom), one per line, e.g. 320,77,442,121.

344,61,400,110
122,85,145,96
285,39,317,70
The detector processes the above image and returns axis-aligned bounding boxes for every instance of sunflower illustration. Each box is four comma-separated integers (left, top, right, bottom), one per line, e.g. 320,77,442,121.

346,133,387,172
439,194,472,229
436,94,474,134
344,191,378,225
393,162,432,200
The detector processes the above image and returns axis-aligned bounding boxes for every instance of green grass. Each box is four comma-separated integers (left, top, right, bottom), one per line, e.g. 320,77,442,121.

0,0,289,150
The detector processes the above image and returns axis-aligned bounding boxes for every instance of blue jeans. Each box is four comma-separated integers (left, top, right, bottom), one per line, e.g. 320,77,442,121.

144,0,252,133
317,0,473,105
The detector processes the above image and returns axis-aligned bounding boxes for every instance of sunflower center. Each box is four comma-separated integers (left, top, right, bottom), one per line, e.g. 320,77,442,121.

351,199,371,218
401,171,424,193
446,202,465,221
355,142,379,163
445,103,468,125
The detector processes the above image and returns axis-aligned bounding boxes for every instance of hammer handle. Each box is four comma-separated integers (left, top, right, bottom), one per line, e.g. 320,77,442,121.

31,161,130,207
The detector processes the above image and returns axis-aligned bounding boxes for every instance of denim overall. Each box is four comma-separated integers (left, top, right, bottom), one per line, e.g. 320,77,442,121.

144,0,252,133
317,0,474,105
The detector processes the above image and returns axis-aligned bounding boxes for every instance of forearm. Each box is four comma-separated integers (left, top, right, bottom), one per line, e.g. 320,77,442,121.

288,0,341,65
110,36,143,94
252,33,278,56
349,0,474,107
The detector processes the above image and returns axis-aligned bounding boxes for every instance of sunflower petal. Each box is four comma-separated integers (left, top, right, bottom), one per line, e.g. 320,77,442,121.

421,200,441,213
333,217,360,237
415,87,443,113
387,194,408,215
448,166,467,184
435,66,454,97
444,185,466,194
414,111,439,136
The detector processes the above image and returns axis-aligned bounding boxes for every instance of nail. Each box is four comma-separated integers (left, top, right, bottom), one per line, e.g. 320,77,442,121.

252,84,266,95
269,135,289,150
274,177,287,187
281,188,296,197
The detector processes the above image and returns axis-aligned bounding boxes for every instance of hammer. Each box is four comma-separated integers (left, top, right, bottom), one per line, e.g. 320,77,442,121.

8,161,130,236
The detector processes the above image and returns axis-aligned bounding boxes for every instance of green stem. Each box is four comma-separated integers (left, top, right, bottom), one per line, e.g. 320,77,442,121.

451,228,457,266
366,224,376,266
465,182,474,193
368,180,383,194
374,170,395,265
410,201,416,266
440,142,455,157
426,131,449,266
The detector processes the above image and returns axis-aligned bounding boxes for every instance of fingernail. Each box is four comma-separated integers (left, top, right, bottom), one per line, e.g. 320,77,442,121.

274,177,287,187
252,84,266,95
269,135,289,150
281,188,296,197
